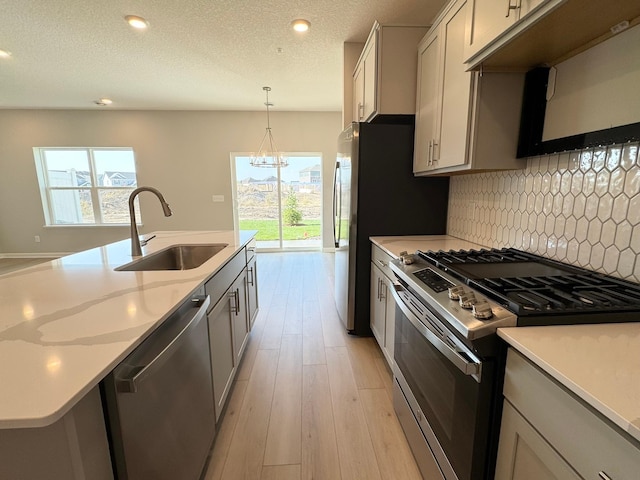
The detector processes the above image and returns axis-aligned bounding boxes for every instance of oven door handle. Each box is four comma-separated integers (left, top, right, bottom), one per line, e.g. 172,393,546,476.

390,284,482,379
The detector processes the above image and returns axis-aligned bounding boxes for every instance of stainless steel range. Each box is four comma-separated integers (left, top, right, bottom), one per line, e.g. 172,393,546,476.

389,248,640,480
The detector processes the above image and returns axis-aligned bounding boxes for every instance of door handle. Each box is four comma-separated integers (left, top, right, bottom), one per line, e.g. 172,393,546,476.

333,162,341,248
390,286,482,380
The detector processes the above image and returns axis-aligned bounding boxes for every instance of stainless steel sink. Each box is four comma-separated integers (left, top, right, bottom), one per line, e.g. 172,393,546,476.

116,244,228,271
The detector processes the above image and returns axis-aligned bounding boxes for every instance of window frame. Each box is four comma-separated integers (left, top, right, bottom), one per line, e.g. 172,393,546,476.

33,147,139,226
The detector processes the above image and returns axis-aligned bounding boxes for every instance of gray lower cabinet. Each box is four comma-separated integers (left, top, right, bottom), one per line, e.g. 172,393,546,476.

246,255,259,330
496,401,581,480
496,349,640,480
370,244,395,367
230,268,249,366
205,246,257,422
207,287,236,422
0,386,113,480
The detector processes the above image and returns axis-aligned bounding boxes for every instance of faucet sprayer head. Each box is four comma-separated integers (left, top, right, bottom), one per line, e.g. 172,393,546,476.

162,202,172,217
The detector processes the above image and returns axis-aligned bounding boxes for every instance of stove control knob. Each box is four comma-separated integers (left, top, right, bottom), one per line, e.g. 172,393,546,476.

458,291,476,309
399,251,415,265
448,285,465,300
472,300,494,320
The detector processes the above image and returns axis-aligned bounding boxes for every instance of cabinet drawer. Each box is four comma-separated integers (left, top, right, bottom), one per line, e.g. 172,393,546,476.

205,249,245,311
371,244,394,279
504,349,640,480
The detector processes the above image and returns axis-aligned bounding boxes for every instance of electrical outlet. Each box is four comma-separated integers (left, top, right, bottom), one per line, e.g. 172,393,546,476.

212,195,225,203
34,235,41,243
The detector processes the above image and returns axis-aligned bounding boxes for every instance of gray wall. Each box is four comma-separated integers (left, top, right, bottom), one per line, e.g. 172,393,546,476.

0,110,341,254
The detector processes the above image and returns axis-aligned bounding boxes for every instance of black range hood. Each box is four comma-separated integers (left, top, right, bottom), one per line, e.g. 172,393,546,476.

517,67,640,158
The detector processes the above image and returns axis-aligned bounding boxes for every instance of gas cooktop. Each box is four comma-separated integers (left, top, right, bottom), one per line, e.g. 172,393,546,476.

418,248,640,325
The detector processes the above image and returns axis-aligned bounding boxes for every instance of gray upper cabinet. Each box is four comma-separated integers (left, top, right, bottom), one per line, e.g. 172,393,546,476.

414,0,525,176
463,0,640,70
352,22,427,122
464,0,560,68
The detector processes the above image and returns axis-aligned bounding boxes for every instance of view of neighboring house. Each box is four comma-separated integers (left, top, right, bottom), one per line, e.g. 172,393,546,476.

299,164,321,184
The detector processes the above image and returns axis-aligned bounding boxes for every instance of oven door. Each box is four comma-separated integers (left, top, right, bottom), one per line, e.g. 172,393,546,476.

391,284,496,480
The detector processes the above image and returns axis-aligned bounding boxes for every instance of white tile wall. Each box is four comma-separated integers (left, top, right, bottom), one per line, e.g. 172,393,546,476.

447,142,640,281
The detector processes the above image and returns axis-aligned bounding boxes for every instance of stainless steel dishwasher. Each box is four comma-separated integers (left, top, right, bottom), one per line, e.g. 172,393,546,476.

102,294,215,480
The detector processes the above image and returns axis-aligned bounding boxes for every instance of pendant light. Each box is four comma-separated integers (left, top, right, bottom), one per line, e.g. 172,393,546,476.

250,86,288,168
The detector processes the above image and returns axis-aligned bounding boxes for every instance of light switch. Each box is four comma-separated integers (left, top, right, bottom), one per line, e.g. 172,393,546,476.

212,195,225,203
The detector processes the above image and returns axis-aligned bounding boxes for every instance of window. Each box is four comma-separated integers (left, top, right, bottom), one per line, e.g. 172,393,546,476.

34,147,139,226
231,153,323,250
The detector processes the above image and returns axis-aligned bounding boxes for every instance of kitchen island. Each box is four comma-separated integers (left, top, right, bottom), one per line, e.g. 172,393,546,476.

0,230,256,479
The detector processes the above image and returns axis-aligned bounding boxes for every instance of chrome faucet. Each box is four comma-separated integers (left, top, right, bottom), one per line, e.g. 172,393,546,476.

128,186,172,256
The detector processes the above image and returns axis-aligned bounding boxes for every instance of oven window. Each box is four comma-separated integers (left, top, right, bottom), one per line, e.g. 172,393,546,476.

394,304,492,480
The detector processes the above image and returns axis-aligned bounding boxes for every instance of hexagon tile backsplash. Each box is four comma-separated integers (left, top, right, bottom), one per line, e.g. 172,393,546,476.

447,142,640,282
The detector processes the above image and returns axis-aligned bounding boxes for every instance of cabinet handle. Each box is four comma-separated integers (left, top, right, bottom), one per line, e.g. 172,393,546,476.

428,139,433,166
358,102,364,120
230,290,239,315
229,291,236,313
376,277,381,301
598,472,612,480
506,0,518,17
432,140,439,162
377,259,387,268
248,267,255,286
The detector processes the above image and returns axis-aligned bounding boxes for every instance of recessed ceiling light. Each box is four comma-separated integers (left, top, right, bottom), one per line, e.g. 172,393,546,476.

0,49,12,58
292,19,310,33
125,15,149,30
95,98,113,106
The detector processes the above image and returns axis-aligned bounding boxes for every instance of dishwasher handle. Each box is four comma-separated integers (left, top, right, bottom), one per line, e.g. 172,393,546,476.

116,295,210,393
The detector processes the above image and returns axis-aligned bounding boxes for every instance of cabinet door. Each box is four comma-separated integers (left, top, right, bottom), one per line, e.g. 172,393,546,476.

353,63,365,122
414,30,440,173
362,39,378,121
496,401,582,480
246,256,259,330
434,0,473,170
383,276,395,364
231,270,249,366
370,263,386,347
519,0,547,17
465,0,518,62
208,291,235,421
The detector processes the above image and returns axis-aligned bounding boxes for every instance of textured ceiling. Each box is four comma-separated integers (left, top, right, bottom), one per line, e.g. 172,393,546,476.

0,0,446,111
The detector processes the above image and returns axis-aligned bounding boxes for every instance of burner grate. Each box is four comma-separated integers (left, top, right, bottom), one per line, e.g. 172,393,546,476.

418,247,640,319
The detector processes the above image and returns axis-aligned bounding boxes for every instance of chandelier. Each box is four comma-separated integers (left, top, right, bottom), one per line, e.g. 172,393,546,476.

250,86,288,168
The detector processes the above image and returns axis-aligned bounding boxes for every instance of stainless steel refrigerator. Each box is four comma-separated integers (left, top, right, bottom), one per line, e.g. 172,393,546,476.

333,122,449,335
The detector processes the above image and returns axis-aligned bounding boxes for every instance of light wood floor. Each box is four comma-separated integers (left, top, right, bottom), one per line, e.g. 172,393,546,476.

203,252,423,480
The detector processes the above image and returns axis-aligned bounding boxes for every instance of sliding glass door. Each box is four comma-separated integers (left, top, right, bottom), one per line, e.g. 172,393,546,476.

232,154,322,251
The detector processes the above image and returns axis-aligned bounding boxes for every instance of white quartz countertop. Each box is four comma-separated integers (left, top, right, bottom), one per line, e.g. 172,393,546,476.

498,324,640,443
0,230,255,429
370,235,489,259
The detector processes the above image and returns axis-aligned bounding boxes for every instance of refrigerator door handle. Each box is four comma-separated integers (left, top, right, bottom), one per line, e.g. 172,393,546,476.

333,161,341,248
